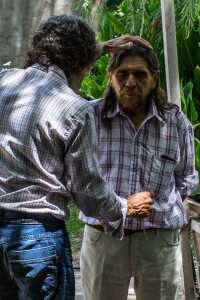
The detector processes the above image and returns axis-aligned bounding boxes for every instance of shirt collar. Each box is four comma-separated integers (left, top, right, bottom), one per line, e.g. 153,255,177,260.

32,64,68,84
102,97,166,124
102,101,121,118
147,98,166,124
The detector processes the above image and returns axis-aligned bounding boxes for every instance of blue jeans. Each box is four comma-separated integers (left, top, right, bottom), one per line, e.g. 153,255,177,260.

0,221,74,300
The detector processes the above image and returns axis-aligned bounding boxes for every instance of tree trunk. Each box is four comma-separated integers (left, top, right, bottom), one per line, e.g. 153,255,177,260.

0,0,72,67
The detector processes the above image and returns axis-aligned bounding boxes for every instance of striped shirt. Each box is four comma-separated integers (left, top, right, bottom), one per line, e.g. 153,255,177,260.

0,64,127,226
80,99,199,229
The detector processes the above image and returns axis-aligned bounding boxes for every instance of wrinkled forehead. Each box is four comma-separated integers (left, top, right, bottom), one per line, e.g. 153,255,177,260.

112,55,150,72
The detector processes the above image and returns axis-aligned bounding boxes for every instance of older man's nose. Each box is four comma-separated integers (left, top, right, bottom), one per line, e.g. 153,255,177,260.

125,74,136,87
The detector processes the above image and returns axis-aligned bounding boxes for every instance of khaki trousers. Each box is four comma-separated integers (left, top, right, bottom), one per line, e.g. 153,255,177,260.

80,225,182,300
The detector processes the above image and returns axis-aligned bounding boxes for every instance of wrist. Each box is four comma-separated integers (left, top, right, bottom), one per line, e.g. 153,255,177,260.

100,42,107,55
95,43,105,59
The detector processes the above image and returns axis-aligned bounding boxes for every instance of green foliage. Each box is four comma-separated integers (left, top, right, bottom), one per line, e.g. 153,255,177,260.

194,66,200,95
195,137,200,174
177,30,200,81
176,0,200,38
181,81,199,124
181,80,200,172
67,204,84,251
81,55,109,99
72,0,94,19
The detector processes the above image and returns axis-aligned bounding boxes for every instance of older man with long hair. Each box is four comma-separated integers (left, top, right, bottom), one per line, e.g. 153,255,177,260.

80,44,199,300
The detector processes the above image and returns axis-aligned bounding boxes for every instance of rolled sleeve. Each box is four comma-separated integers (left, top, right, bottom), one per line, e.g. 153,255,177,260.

101,195,127,239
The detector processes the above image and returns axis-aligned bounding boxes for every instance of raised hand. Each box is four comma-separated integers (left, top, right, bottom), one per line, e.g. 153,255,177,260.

95,34,152,59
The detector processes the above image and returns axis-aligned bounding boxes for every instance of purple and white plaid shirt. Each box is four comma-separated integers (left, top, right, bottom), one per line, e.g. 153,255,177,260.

80,98,199,229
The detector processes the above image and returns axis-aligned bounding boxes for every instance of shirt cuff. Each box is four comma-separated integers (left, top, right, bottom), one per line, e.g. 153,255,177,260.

101,196,127,239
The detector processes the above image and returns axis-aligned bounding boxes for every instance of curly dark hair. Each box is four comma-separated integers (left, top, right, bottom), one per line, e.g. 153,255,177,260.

103,46,173,115
24,15,97,77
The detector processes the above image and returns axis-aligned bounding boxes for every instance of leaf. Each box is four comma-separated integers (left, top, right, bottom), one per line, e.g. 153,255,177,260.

189,100,199,123
193,123,200,131
195,137,200,172
193,187,200,196
146,0,160,14
194,65,200,95
180,81,188,115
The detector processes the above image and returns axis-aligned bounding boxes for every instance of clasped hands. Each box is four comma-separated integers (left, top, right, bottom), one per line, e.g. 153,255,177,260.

127,192,154,218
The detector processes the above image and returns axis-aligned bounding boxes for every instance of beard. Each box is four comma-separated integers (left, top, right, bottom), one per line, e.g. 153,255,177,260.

119,92,147,113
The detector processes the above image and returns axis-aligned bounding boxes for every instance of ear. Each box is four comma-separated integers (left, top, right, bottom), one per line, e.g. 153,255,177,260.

81,66,91,77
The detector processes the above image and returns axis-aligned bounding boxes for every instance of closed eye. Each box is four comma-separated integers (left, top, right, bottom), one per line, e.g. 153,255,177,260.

117,71,128,77
134,71,147,78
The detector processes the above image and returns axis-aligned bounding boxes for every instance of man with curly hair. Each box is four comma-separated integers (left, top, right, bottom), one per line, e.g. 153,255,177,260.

0,15,153,299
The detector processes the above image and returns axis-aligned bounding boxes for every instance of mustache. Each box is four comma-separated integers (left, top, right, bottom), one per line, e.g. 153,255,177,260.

121,89,141,96
123,86,140,92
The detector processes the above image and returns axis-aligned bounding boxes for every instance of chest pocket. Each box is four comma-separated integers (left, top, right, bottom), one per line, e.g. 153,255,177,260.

140,152,177,195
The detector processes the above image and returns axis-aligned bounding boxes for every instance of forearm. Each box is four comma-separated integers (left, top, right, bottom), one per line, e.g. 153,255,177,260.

72,178,126,221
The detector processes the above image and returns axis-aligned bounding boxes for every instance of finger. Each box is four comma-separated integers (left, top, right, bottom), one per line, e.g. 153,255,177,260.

122,34,152,47
128,199,153,208
128,210,151,217
142,191,154,197
137,204,153,210
141,194,154,200
138,198,154,204
116,35,153,49
143,197,154,203
116,42,134,49
132,38,153,49
106,42,134,53
142,194,155,201
128,191,153,200
129,202,153,209
135,206,152,213
138,208,152,215
132,191,152,198
128,205,153,214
